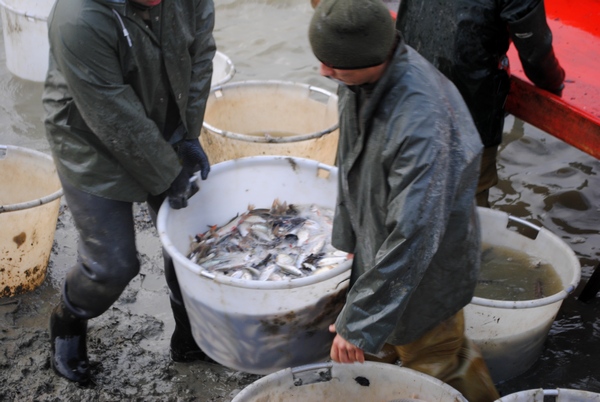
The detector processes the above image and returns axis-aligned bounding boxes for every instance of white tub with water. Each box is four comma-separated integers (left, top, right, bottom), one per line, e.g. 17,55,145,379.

200,80,339,165
466,207,581,383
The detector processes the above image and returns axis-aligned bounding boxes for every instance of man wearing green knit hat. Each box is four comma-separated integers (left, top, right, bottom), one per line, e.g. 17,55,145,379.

309,1,500,401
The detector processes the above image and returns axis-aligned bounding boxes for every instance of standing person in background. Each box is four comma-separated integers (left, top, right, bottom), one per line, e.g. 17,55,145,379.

396,0,566,207
43,0,215,384
308,0,500,401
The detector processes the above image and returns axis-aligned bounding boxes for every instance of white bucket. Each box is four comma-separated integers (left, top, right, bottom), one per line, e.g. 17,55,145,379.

0,0,55,82
211,50,235,87
465,207,581,383
157,156,351,374
0,145,62,297
200,80,339,166
0,0,235,85
232,361,468,402
496,388,600,401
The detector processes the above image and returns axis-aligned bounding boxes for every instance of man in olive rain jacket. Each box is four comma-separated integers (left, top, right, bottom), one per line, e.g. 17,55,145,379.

309,1,500,401
43,0,215,384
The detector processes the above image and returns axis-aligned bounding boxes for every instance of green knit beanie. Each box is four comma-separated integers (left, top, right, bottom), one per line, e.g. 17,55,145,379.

309,0,396,69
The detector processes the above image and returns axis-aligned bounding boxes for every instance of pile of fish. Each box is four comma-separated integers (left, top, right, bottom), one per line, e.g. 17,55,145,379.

187,199,349,281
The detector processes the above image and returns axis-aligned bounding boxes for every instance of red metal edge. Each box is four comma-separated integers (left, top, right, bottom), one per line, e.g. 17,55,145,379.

505,76,600,160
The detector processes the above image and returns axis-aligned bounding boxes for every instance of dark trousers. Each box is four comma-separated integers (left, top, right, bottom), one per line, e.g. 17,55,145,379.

59,175,182,319
475,146,499,208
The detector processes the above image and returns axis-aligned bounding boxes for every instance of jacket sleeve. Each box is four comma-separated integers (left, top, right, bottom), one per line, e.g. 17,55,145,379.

184,0,216,140
505,0,565,95
49,14,180,195
335,111,466,354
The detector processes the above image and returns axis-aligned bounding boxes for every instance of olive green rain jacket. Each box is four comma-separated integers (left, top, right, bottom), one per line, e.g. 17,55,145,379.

43,0,215,202
332,36,483,354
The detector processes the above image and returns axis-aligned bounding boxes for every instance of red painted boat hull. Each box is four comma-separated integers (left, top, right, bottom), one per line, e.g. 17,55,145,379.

506,0,600,158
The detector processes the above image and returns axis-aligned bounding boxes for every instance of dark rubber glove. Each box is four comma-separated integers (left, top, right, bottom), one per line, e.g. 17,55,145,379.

167,136,210,209
175,138,211,181
167,169,200,210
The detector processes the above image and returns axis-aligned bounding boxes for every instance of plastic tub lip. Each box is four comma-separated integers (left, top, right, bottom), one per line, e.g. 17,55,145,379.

499,388,600,399
0,145,63,213
157,155,351,290
232,361,469,402
0,0,50,21
203,80,339,143
471,207,581,309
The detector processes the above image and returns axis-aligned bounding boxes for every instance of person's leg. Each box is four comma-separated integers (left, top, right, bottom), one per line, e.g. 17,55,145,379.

476,146,499,208
394,310,500,402
50,176,140,383
146,194,214,363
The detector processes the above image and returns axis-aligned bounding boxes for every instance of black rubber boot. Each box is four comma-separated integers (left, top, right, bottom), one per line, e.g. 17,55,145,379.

49,300,90,384
169,297,216,363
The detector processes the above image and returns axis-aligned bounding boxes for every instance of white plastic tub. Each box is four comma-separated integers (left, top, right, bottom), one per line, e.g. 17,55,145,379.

0,145,62,297
232,361,468,402
465,207,581,383
0,0,235,85
496,388,600,401
0,0,55,82
157,156,351,374
211,50,235,87
200,80,339,165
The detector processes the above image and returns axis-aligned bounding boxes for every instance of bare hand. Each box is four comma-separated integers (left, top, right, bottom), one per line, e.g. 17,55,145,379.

329,324,365,363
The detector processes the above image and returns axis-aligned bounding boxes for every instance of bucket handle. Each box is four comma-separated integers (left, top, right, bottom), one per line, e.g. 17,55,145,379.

290,362,335,386
0,146,64,213
0,188,64,214
506,214,541,240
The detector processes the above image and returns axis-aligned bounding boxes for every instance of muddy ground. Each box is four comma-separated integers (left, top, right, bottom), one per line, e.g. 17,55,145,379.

2,0,600,401
1,201,262,401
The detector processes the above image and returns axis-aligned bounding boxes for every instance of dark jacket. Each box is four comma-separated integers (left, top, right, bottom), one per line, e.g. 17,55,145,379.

43,0,215,201
396,0,565,147
333,36,483,353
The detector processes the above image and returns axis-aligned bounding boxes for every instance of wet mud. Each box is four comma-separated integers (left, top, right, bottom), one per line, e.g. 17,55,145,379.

1,203,261,401
2,1,600,401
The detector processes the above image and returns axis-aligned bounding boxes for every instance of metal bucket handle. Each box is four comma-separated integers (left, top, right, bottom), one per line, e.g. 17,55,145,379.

471,213,577,309
290,362,335,386
203,80,339,144
0,145,64,214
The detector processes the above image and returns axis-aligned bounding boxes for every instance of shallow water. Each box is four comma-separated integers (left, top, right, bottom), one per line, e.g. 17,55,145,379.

1,0,599,400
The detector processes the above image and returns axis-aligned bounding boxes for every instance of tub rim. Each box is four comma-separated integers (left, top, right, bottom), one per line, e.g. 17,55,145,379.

470,208,581,309
157,155,351,290
0,0,50,21
202,80,339,143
